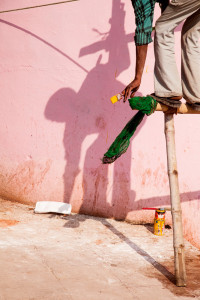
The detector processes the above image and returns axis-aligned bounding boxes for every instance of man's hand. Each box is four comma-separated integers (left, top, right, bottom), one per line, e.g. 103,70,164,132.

121,78,141,102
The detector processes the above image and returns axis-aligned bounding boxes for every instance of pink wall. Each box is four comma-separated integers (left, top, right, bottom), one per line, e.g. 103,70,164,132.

0,0,200,248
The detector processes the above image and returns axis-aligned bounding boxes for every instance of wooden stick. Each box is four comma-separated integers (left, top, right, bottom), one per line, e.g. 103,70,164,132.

164,113,186,287
156,102,200,114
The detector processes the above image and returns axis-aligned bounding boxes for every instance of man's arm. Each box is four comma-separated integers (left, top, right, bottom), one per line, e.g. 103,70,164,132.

123,44,148,101
122,0,156,102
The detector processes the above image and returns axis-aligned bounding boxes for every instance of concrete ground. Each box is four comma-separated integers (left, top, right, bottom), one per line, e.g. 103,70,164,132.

0,199,200,300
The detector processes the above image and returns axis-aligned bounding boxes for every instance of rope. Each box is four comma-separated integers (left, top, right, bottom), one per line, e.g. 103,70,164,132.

0,19,89,73
0,0,79,14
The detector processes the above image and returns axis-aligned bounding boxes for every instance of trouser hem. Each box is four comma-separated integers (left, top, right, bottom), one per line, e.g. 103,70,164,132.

183,96,200,104
155,91,183,98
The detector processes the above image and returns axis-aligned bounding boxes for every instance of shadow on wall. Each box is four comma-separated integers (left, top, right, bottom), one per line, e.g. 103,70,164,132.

44,0,190,219
0,1,186,220
45,0,147,220
0,1,145,219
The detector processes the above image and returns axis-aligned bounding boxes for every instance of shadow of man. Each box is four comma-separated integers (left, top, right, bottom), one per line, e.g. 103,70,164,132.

45,0,147,219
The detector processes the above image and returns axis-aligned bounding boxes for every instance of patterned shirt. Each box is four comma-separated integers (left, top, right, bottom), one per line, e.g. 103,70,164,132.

131,0,167,45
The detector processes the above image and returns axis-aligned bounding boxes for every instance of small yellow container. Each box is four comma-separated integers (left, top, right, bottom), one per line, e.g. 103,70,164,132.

154,209,165,236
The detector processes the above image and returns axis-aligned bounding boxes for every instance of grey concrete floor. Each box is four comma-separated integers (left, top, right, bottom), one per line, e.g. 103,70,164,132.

0,199,200,300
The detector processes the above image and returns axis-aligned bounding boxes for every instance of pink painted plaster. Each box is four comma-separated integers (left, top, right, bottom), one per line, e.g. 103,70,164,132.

0,0,200,248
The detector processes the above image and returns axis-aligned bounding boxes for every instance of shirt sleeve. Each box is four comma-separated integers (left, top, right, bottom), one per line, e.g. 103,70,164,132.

131,0,156,46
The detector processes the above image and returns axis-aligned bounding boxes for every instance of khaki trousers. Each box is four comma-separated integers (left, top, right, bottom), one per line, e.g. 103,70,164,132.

154,0,200,103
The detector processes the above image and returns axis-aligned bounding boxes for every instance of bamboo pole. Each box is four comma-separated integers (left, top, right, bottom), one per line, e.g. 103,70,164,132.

164,113,186,287
130,98,200,286
156,102,200,114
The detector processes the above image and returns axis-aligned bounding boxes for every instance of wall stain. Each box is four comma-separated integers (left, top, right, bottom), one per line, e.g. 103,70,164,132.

2,160,52,202
141,168,152,185
95,116,106,130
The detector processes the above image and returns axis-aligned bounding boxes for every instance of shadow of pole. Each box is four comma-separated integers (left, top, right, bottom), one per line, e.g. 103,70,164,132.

102,219,175,284
133,189,200,211
61,213,175,284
